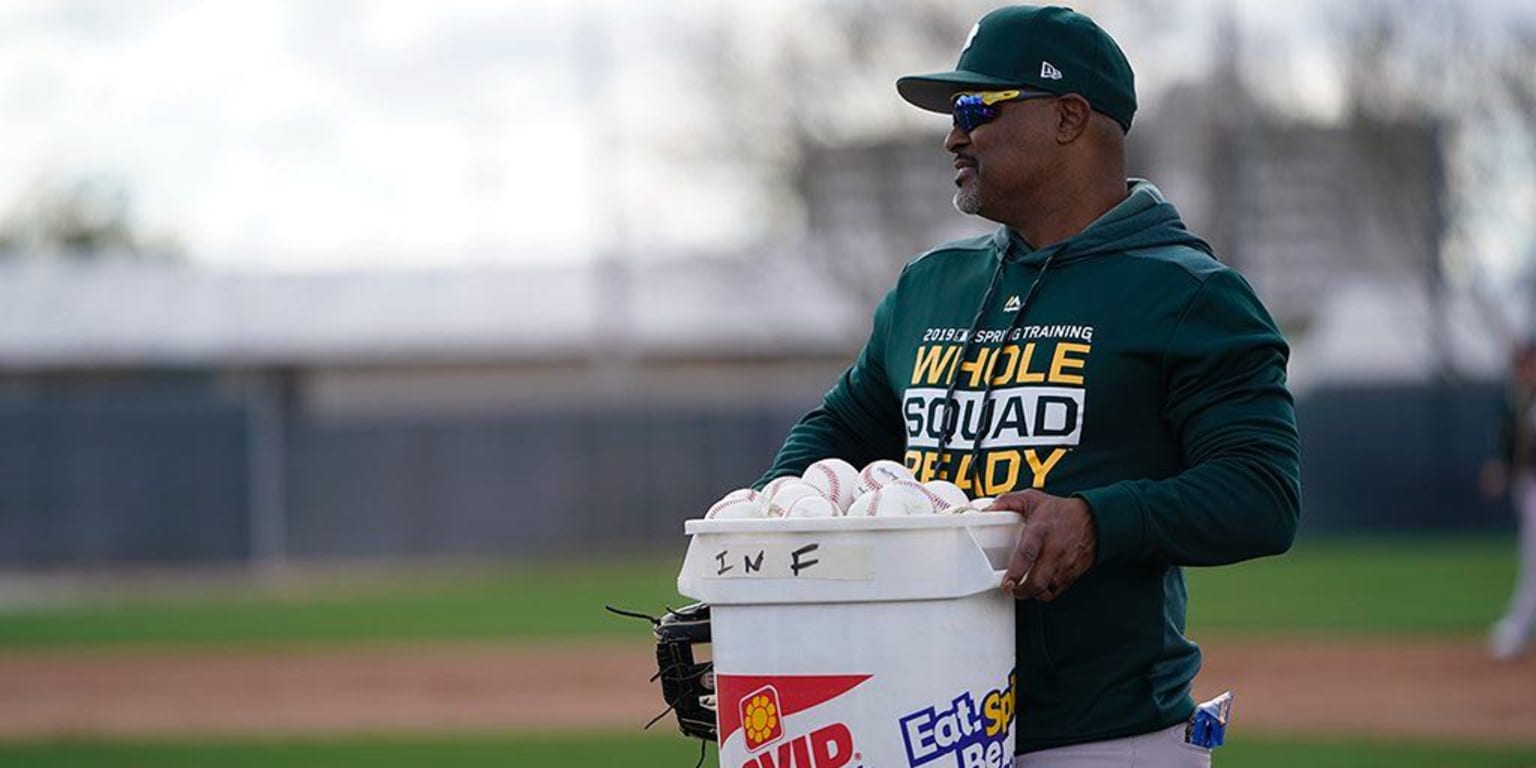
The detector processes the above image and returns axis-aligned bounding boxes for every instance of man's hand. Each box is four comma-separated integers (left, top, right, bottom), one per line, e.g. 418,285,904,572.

987,490,1098,601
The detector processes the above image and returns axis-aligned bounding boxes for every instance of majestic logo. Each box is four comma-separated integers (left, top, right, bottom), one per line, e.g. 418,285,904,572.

717,674,872,768
1002,295,1022,313
899,674,1015,768
1040,60,1063,80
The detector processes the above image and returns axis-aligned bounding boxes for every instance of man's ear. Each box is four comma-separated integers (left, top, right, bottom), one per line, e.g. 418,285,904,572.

1056,95,1093,144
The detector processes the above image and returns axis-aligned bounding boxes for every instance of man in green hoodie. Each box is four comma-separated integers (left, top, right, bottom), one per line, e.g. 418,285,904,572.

757,5,1300,766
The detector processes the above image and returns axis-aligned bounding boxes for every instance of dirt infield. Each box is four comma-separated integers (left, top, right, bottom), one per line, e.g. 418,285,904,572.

1192,637,1536,745
2,637,1532,744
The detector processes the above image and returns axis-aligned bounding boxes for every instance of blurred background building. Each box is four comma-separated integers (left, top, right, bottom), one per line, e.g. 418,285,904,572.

1,0,1533,567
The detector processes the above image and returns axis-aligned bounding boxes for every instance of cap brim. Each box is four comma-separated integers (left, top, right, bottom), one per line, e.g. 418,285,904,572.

896,70,1025,113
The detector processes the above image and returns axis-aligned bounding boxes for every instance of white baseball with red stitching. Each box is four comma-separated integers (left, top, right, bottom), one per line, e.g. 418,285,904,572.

921,480,969,511
785,495,837,518
710,500,764,519
869,481,933,516
766,481,821,518
803,458,859,513
757,476,798,513
847,492,877,517
706,488,761,519
858,459,914,495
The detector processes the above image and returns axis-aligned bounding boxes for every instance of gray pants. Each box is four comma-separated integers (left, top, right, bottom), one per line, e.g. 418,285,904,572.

1015,723,1212,767
1492,471,1536,658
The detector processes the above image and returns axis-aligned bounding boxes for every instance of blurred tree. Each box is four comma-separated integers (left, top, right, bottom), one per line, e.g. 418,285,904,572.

667,0,1536,328
1329,1,1535,492
666,0,1171,308
672,0,986,307
0,177,181,262
1342,0,1536,337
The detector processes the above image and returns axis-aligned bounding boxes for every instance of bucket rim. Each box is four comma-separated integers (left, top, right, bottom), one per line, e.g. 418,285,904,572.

684,511,1020,534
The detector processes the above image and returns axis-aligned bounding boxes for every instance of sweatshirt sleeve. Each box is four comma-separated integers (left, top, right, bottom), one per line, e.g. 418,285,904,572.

1077,269,1301,567
755,285,908,489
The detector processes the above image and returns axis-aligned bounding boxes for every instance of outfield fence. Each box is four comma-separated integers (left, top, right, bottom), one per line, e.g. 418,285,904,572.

0,375,1515,566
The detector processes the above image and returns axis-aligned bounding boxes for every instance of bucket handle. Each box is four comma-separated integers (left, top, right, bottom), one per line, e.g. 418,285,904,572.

965,521,1023,591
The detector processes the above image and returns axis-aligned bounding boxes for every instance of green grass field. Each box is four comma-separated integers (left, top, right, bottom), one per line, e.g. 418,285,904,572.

1184,534,1518,635
1,732,1533,768
0,556,681,649
0,535,1526,766
0,535,1518,649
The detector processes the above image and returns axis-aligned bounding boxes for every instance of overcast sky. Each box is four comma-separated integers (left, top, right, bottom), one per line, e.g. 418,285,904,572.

0,0,1528,272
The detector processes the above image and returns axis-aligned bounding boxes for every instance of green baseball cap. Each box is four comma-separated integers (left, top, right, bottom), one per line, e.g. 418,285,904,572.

896,5,1137,132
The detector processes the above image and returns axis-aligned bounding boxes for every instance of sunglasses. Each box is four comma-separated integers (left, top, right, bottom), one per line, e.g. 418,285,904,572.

951,89,1057,132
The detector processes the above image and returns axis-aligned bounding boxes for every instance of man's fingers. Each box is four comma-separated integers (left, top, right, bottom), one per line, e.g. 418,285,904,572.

1015,545,1059,599
1022,542,1093,601
987,490,1037,515
997,493,1097,601
1002,524,1044,591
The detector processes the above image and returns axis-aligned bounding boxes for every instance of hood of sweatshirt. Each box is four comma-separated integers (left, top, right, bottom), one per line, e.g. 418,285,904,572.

993,179,1213,267
931,179,1218,494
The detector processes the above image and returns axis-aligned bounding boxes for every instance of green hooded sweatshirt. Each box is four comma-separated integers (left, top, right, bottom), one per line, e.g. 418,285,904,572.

758,180,1301,754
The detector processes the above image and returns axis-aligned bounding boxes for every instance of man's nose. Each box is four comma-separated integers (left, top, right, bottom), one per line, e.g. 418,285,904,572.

944,124,969,153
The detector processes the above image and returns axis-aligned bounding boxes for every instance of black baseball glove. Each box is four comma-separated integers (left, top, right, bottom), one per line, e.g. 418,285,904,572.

607,602,717,741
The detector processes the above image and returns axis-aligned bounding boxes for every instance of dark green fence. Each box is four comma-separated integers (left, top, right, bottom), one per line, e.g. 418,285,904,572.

0,378,1516,565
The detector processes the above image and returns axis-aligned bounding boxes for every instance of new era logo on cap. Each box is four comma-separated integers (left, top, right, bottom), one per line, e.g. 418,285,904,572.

1040,60,1063,80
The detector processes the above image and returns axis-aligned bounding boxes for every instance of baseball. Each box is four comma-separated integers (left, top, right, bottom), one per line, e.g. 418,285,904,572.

757,476,800,513
940,503,977,515
785,495,838,518
766,481,823,518
972,496,998,510
922,480,969,510
858,459,914,494
802,458,860,512
709,500,764,519
706,488,760,519
866,480,936,517
846,492,877,517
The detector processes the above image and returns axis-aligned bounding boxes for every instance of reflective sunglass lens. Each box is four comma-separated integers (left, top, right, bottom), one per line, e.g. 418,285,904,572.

952,105,993,132
951,93,999,132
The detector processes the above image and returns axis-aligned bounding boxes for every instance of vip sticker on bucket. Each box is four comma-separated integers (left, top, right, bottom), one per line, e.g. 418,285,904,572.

741,685,785,751
718,674,872,768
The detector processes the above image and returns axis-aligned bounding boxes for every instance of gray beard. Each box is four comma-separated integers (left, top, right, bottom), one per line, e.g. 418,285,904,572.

953,184,982,215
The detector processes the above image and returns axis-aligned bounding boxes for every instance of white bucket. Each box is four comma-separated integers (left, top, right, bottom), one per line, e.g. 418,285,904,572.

678,513,1023,768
